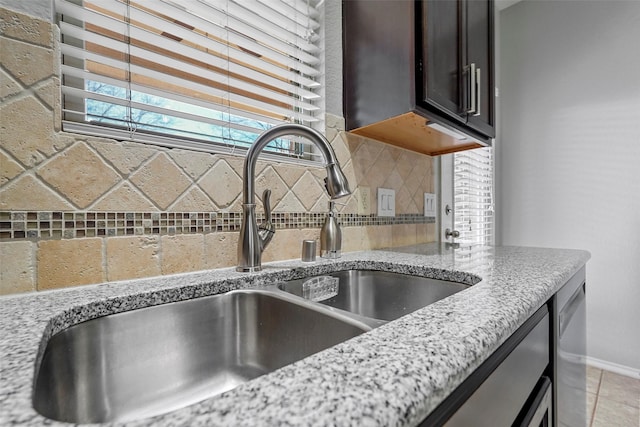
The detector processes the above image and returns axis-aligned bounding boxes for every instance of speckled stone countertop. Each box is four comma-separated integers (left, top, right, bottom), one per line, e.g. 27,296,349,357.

0,244,590,426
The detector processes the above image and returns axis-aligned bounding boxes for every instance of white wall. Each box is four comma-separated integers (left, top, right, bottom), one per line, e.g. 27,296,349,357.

499,0,640,372
324,0,343,117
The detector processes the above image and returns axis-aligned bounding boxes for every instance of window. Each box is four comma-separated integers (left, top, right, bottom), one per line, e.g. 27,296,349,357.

56,0,324,159
453,147,494,245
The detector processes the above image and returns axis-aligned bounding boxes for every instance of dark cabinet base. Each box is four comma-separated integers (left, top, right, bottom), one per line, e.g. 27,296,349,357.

419,306,550,426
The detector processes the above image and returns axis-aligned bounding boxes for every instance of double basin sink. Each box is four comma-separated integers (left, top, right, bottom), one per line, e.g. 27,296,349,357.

34,269,470,423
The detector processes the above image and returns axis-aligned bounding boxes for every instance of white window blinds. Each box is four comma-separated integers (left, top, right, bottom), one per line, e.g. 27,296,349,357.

55,0,324,159
454,147,494,245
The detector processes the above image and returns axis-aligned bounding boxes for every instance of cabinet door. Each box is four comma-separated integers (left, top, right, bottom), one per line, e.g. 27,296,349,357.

464,0,495,137
423,0,464,122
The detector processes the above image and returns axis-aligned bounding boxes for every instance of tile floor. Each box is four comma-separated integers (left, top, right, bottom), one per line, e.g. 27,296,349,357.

587,365,640,426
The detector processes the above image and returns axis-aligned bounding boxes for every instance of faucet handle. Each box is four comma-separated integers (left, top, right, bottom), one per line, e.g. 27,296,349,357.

262,189,272,223
258,189,275,250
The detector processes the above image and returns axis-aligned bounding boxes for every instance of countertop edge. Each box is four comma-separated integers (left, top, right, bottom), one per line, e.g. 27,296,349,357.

0,245,590,426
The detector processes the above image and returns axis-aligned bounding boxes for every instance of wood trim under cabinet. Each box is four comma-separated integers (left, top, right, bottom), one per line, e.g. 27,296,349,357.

349,112,483,157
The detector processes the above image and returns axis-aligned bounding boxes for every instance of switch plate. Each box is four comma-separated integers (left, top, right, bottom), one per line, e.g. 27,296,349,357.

424,193,436,217
357,186,370,215
377,188,395,217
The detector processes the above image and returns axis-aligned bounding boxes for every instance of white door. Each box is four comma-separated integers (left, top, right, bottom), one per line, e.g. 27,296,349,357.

438,154,457,243
440,148,495,246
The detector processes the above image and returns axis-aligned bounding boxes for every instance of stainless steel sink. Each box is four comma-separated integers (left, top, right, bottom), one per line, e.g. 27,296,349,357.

33,289,370,423
279,270,469,321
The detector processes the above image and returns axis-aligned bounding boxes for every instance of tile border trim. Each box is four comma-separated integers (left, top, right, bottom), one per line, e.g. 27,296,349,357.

0,211,435,241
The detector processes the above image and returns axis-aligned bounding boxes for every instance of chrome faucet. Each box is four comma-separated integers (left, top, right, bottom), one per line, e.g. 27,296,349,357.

237,124,351,272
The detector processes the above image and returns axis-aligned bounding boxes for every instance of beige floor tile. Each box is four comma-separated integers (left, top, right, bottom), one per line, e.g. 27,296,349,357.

599,371,640,409
587,365,603,395
592,397,639,427
587,392,598,426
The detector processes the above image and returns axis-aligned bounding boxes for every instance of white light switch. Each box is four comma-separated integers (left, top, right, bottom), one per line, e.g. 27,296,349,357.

424,193,436,217
377,188,395,217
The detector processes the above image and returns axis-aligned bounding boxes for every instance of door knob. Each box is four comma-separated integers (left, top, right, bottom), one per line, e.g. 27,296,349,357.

445,228,460,239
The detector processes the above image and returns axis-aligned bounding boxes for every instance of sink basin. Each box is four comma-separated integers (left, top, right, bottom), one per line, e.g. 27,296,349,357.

279,270,469,321
33,290,369,423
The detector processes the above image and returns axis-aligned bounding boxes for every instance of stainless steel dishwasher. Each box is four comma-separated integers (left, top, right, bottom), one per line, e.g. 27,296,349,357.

555,267,587,427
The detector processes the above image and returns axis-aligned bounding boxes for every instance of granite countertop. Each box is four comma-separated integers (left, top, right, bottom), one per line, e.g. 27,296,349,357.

0,244,590,426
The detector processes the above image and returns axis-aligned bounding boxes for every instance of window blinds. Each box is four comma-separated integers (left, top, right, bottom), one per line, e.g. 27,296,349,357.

454,147,494,245
56,0,324,159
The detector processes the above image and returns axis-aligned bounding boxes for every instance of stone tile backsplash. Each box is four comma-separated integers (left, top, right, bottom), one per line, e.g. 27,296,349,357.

1,132,433,215
0,8,436,294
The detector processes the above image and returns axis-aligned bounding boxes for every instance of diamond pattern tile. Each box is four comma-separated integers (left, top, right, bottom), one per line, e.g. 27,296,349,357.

351,140,384,181
170,186,216,211
274,191,305,212
88,139,155,175
199,160,242,209
0,174,72,210
0,149,24,185
130,153,192,209
255,165,288,209
396,150,419,181
224,156,246,177
1,68,22,99
275,164,306,188
310,193,330,212
331,134,352,168
404,167,423,197
169,149,216,180
292,171,324,210
342,132,364,153
364,171,385,196
37,143,121,208
2,96,56,167
92,182,157,211
383,168,404,191
386,145,403,162
340,160,358,189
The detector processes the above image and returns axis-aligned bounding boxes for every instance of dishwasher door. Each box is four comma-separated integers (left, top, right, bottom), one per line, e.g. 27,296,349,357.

557,279,587,427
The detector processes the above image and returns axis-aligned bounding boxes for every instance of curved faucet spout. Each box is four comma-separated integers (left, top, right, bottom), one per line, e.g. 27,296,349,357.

242,124,351,205
237,124,351,272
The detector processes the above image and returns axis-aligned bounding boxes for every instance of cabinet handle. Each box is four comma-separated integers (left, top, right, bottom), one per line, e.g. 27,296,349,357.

467,63,477,114
474,67,481,117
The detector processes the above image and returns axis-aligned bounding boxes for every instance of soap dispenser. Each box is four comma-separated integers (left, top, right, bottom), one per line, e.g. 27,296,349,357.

320,201,342,258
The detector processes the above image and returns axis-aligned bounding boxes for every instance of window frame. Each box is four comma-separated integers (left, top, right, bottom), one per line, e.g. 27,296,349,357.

56,0,327,163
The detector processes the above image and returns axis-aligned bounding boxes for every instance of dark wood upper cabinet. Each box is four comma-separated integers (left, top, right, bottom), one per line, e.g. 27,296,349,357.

422,0,461,118
343,0,495,156
461,0,495,136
